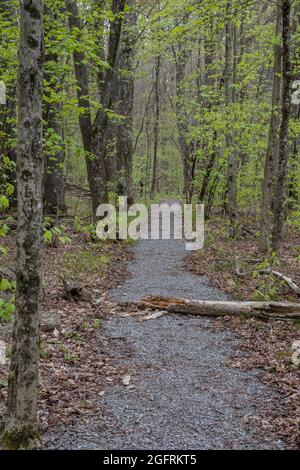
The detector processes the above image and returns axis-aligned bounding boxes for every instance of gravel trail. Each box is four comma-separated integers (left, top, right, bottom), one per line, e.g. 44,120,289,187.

45,208,285,449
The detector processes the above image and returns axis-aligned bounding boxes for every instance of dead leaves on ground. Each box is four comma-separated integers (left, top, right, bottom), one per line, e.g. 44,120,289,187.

210,316,300,449
0,228,131,433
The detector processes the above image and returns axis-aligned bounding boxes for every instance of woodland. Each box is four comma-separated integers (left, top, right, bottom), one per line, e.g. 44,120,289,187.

0,0,299,451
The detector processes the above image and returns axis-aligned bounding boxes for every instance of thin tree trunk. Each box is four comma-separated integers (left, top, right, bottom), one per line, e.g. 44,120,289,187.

43,107,66,214
151,56,160,199
198,133,217,204
260,1,282,253
92,0,126,208
272,0,292,253
288,105,300,211
116,0,137,203
145,119,151,199
174,49,194,203
43,49,66,214
65,0,98,215
198,31,217,204
1,0,44,450
225,2,238,238
287,2,300,213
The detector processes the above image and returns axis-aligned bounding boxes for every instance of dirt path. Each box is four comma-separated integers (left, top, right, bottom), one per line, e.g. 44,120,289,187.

45,210,287,449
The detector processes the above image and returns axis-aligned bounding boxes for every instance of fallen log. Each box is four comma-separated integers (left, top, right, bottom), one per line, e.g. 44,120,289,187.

138,296,300,320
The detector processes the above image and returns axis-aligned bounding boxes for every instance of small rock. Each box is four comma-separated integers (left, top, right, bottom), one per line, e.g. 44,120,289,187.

0,340,6,365
0,378,7,389
141,311,166,321
41,311,59,332
122,375,131,386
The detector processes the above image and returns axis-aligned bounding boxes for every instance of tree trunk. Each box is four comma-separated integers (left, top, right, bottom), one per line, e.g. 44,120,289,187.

287,3,300,213
175,49,195,203
151,56,160,199
116,0,137,203
43,109,66,214
198,132,217,205
260,1,282,253
225,2,238,238
92,0,126,203
43,49,66,214
145,119,151,199
272,0,292,253
1,0,44,450
198,31,217,205
66,0,126,217
65,0,99,215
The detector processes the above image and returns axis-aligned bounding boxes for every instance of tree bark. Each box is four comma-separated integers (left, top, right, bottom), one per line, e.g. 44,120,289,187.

66,0,125,216
92,0,126,203
65,0,99,214
260,1,282,254
138,296,300,321
151,56,160,199
198,133,217,205
287,2,300,213
198,30,217,205
272,0,292,253
174,48,195,203
1,0,44,450
43,47,66,214
116,0,137,203
225,2,238,238
43,106,66,214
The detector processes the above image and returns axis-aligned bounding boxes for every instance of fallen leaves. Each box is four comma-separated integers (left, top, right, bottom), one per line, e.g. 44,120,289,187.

0,225,132,435
187,216,300,448
209,316,300,449
187,216,300,303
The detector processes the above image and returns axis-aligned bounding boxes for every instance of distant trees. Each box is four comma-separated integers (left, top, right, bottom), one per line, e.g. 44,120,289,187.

1,0,44,449
131,0,296,253
66,0,136,216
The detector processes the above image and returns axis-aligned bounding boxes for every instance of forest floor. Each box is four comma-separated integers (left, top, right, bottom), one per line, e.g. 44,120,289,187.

187,214,300,303
0,205,299,449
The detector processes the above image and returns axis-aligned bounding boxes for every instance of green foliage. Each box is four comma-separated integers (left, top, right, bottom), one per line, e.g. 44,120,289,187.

63,248,111,276
0,278,16,321
74,217,99,241
249,253,281,301
43,218,71,246
288,210,300,229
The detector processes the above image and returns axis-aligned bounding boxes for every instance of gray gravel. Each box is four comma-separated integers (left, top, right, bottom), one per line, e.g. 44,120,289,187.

45,216,285,449
110,238,228,302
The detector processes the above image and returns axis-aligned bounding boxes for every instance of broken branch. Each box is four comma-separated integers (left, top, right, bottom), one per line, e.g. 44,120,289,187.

235,258,300,296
